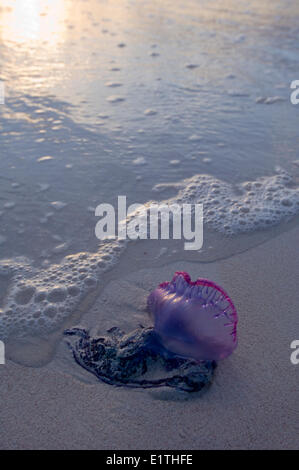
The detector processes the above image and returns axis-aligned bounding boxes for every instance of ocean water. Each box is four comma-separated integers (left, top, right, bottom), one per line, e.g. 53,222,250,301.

0,0,299,362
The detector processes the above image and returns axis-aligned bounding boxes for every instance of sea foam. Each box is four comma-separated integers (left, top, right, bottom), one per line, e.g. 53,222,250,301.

167,167,299,235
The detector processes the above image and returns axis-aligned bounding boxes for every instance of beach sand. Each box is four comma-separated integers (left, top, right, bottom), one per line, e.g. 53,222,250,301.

0,224,298,450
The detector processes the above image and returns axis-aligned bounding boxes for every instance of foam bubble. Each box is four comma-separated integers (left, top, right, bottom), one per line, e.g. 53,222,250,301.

132,157,147,166
51,201,67,210
256,96,285,105
144,109,157,116
185,64,199,69
106,95,125,103
105,82,123,88
166,168,299,235
0,241,127,340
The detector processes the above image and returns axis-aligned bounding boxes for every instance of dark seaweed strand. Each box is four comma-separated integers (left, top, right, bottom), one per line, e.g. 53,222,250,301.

70,346,211,392
66,338,170,389
64,328,216,392
66,339,203,391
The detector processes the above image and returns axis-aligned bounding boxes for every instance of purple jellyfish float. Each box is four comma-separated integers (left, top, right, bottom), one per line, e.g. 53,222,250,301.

65,271,237,392
147,271,238,362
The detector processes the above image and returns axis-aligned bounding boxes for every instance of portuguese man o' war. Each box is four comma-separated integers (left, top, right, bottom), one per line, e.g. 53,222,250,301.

147,272,238,361
65,272,237,392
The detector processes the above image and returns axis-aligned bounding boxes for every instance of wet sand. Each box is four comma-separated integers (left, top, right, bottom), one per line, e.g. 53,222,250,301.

0,225,298,450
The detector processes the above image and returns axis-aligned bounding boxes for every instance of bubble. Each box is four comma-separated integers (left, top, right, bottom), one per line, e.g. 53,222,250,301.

15,286,36,305
35,291,47,302
106,95,125,103
68,285,80,297
281,198,293,207
47,287,67,303
44,305,57,318
84,277,97,287
144,109,157,116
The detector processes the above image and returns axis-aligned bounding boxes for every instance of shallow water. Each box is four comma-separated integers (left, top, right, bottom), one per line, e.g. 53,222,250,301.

0,0,299,361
